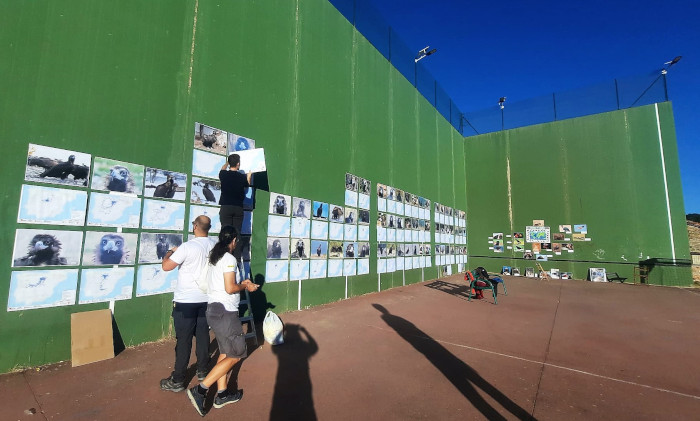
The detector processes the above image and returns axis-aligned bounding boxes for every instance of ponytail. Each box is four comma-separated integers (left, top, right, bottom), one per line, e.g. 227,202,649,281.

209,225,239,266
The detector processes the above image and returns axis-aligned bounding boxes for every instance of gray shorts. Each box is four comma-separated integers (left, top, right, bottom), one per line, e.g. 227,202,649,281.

205,302,247,359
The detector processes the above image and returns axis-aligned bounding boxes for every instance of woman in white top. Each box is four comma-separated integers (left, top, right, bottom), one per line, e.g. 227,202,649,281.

187,225,258,416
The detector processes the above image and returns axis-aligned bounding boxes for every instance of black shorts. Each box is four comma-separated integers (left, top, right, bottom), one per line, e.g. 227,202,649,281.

205,302,247,359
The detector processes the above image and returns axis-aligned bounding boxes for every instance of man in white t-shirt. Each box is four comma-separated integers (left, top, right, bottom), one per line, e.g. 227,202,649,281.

159,215,215,392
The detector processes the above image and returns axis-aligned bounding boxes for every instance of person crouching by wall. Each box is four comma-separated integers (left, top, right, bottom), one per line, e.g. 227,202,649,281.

187,225,259,416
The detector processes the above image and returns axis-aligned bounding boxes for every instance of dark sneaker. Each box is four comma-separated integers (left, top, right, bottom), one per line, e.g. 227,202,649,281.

213,390,243,409
187,386,207,417
197,370,208,382
160,376,185,392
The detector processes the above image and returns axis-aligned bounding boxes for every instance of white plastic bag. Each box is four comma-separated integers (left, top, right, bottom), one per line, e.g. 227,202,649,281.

263,311,284,345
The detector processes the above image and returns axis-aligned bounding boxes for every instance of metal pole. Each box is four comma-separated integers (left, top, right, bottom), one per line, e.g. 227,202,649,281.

663,73,668,101
552,93,557,121
434,80,437,107
388,27,391,62
501,108,504,131
614,79,620,110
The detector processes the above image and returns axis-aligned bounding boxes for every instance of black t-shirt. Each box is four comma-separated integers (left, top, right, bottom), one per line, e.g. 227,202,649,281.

218,170,249,206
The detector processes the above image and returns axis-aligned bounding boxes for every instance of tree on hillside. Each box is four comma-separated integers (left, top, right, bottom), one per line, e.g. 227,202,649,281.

688,213,700,223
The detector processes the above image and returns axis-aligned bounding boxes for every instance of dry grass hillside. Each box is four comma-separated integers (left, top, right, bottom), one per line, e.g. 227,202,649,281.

688,221,700,283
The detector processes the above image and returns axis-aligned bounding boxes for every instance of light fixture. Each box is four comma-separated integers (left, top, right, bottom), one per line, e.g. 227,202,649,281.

415,46,437,63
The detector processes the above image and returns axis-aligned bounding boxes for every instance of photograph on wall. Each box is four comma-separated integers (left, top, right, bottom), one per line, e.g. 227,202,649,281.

343,259,356,276
311,240,328,259
512,267,521,276
290,260,310,281
90,157,144,195
312,201,329,220
265,260,289,283
7,269,78,311
236,148,266,173
526,226,551,243
328,259,343,278
358,193,370,210
387,228,396,242
525,267,535,277
344,189,358,207
18,184,88,226
377,212,387,228
227,133,256,152
344,207,357,224
552,243,562,254
357,258,369,275
536,255,549,262
344,224,357,241
533,219,545,227
589,268,607,282
25,144,91,187
329,204,344,222
268,214,292,237
377,183,387,198
343,241,356,258
358,225,369,241
310,260,327,279
138,233,183,264
574,224,588,234
355,242,369,258
190,177,221,205
141,199,185,231
269,193,292,216
378,198,386,212
267,237,290,260
328,222,343,241
561,272,572,280
290,238,311,259
552,233,565,241
514,239,525,252
494,245,504,253
396,256,405,270
396,228,405,243
86,192,142,228
191,206,222,233
559,225,572,233
12,229,83,267
329,241,344,259
292,197,311,219
241,210,252,235
82,231,138,266
243,187,255,211
532,243,541,253
358,209,370,225
194,122,228,155
387,199,396,214
377,227,386,242
386,258,396,273
78,267,134,304
144,168,187,201
292,217,311,238
359,178,371,195
192,149,227,179
377,243,388,258
377,258,386,274
572,233,586,241
311,220,329,240
136,264,178,297
542,242,552,251
345,173,358,192
562,243,574,252
550,268,560,279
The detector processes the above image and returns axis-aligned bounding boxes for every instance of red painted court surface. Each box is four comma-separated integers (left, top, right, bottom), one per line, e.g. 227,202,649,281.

3,276,700,420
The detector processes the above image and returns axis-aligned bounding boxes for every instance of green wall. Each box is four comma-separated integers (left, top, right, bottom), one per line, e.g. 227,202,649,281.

0,0,689,373
465,102,691,285
0,0,465,372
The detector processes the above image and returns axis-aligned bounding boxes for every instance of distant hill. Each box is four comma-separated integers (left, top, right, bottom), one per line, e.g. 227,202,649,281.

688,213,700,223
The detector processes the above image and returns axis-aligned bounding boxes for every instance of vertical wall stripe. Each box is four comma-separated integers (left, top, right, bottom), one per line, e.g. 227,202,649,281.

654,103,676,260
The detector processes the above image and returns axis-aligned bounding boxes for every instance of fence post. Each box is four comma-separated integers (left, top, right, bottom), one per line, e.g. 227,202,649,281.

663,73,669,101
552,93,557,121
434,81,437,107
615,79,620,110
388,27,391,62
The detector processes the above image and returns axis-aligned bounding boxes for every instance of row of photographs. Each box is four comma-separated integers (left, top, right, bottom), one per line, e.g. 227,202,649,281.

377,198,429,219
377,227,431,243
269,194,368,223
266,239,458,260
7,259,255,312
501,266,575,279
193,122,256,156
375,183,430,209
7,266,180,311
377,256,436,273
265,259,369,282
377,213,431,231
530,220,588,234
435,203,466,219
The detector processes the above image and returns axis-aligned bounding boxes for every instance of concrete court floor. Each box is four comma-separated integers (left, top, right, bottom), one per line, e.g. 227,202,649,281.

2,274,700,420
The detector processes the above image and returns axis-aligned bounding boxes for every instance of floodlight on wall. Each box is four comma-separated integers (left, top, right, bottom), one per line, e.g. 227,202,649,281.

415,46,437,63
661,56,682,75
498,97,506,110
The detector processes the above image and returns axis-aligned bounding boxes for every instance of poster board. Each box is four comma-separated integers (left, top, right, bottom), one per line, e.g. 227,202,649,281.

71,309,114,367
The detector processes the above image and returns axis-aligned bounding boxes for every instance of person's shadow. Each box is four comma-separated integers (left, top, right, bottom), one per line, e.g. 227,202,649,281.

270,324,318,420
373,304,535,420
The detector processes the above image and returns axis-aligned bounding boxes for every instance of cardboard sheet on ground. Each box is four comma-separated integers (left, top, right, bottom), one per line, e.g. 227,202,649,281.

71,309,114,367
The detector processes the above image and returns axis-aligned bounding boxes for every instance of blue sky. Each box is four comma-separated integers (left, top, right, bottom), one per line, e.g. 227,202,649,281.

369,0,699,213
